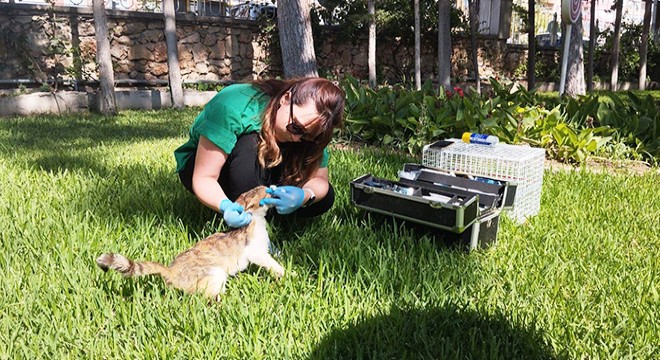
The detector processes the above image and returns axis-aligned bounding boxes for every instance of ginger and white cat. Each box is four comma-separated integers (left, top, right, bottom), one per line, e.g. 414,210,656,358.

96,186,284,302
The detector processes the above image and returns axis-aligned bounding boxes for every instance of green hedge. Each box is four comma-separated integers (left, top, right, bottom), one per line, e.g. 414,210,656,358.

340,76,659,165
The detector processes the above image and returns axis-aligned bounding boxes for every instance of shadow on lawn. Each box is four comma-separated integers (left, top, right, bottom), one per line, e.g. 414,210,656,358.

91,165,220,238
309,305,561,360
0,112,186,146
96,273,169,301
349,210,486,251
1,113,220,237
0,111,188,174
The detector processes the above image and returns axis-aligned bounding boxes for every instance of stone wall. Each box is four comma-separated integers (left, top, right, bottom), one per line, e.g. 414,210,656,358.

0,4,268,84
0,3,545,87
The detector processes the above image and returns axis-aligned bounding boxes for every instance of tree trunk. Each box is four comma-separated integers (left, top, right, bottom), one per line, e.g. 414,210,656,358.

565,15,586,97
414,0,421,90
468,0,481,94
639,0,652,90
610,0,623,91
92,0,116,115
163,0,184,108
527,0,535,90
368,0,376,88
587,0,596,91
70,16,82,86
437,0,452,90
652,0,658,41
278,0,318,78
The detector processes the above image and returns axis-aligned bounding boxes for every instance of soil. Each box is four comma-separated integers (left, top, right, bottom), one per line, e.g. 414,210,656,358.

544,158,658,176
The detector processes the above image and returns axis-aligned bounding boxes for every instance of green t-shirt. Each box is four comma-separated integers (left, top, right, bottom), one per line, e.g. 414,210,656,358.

174,83,329,173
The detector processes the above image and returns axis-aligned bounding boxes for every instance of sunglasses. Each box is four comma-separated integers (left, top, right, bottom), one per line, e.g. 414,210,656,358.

286,88,310,138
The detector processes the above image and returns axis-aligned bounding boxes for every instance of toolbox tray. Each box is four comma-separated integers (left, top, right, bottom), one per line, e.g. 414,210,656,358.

350,174,480,233
400,163,517,210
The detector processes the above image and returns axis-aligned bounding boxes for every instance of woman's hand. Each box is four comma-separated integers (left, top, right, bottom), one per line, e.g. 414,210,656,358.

219,199,252,227
260,186,305,214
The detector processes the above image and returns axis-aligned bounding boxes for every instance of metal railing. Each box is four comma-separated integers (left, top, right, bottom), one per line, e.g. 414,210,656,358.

0,0,277,19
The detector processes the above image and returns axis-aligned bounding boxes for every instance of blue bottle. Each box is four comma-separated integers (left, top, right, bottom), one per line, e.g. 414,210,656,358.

462,132,499,146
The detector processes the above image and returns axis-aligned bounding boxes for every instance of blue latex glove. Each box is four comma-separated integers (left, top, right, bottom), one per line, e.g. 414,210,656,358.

259,186,305,215
219,199,252,228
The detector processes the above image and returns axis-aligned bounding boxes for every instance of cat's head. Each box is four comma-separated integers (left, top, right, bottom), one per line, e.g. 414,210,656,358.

236,186,270,217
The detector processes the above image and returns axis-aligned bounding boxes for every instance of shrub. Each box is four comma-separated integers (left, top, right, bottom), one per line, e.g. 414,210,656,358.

340,76,658,165
593,22,660,82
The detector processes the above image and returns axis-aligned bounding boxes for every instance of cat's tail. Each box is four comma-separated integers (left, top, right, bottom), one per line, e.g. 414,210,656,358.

96,253,170,278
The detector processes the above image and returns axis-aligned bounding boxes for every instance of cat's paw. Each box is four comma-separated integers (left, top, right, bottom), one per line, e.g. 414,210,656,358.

272,266,285,279
276,268,298,279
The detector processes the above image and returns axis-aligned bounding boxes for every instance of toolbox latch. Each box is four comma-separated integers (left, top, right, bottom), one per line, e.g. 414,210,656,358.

429,201,444,209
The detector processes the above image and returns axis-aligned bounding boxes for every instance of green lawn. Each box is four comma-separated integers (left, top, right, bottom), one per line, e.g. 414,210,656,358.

1,110,658,359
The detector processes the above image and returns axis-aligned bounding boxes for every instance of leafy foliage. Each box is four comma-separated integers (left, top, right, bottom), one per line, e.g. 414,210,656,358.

513,48,560,82
594,91,659,158
593,22,660,82
315,0,469,46
340,75,659,164
182,82,226,92
517,21,659,83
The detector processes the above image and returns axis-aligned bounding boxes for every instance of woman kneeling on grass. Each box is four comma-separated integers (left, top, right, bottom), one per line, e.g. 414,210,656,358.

174,77,345,228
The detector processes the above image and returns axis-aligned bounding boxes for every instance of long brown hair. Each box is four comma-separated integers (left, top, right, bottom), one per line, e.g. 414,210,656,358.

252,77,345,186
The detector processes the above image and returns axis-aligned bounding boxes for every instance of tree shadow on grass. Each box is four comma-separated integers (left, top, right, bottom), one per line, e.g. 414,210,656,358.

96,274,169,301
0,112,221,238
353,212,490,251
0,112,188,155
271,194,559,360
309,305,562,360
30,151,112,177
302,190,484,252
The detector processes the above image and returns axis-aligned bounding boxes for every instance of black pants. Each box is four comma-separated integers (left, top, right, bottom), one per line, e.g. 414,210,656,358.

178,132,334,218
